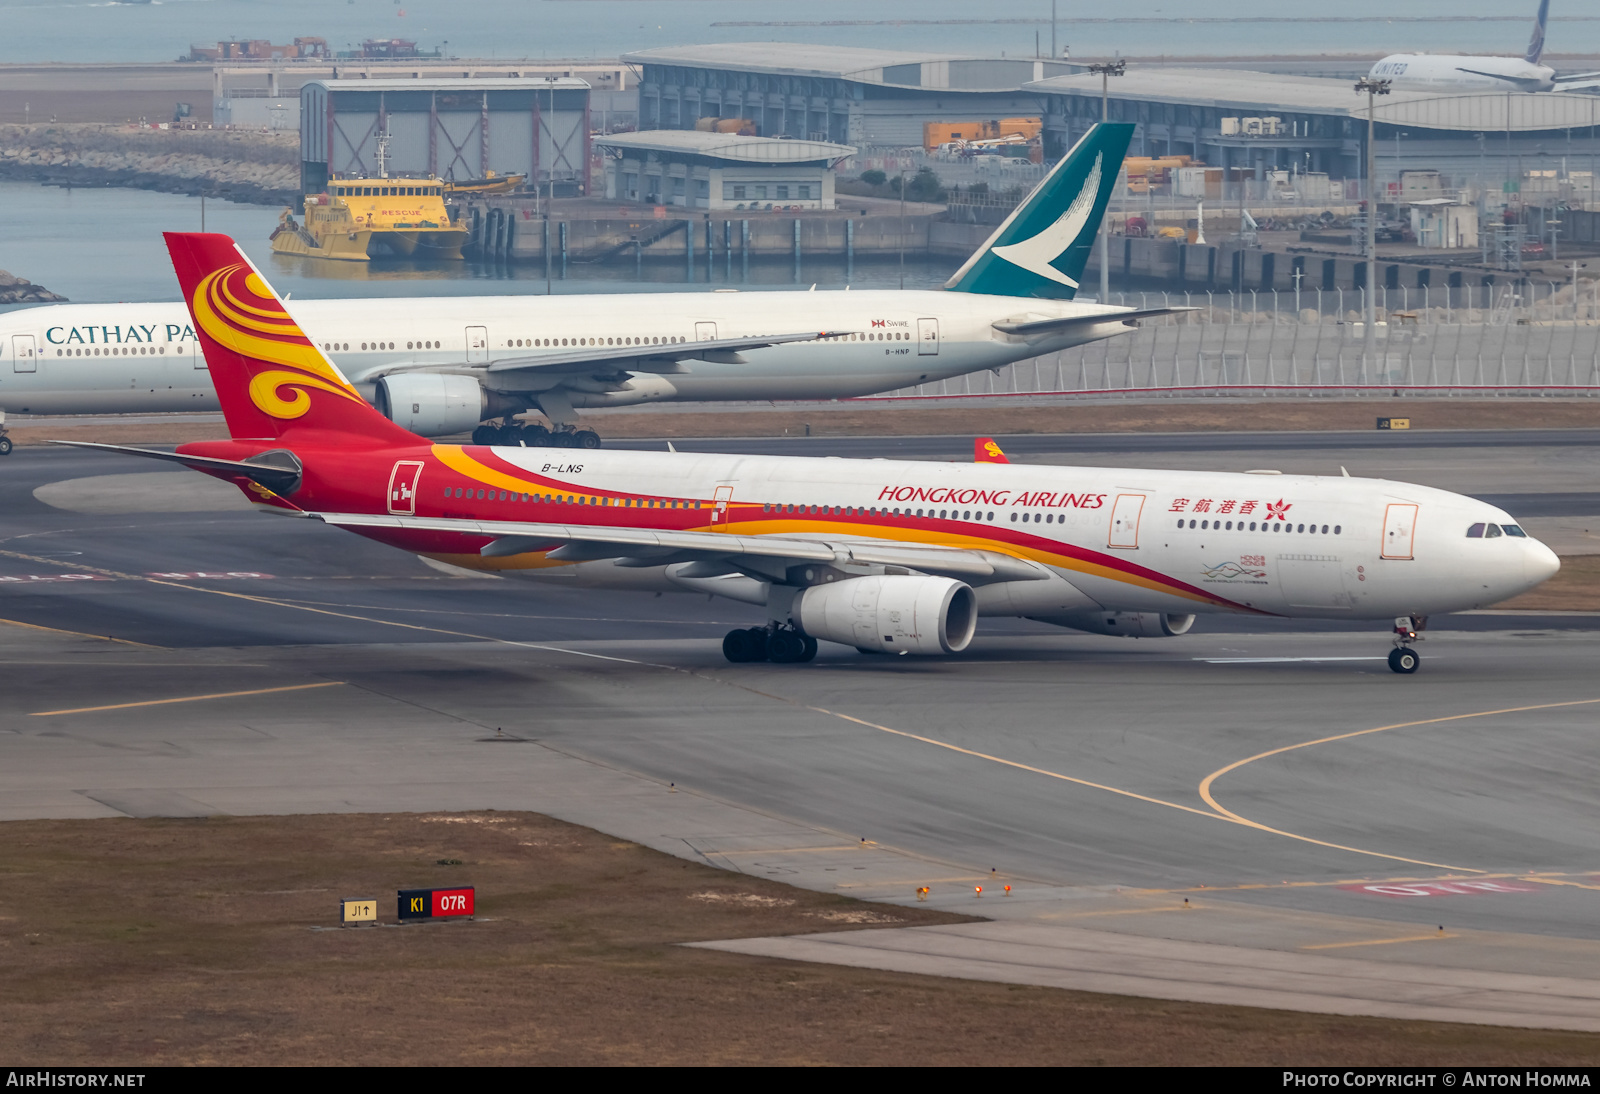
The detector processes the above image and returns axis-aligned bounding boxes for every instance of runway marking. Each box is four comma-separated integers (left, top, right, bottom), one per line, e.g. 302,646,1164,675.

1301,933,1456,950
1341,880,1541,898
1197,698,1600,875
30,681,344,717
1523,877,1600,892
1197,657,1387,664
0,615,158,649
813,705,1492,872
810,706,1234,823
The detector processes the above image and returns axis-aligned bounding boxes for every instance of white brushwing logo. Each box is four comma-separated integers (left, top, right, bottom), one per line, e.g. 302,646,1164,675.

990,151,1103,288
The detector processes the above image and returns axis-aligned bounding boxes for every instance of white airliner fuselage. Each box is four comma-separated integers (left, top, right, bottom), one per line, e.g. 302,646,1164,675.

1369,54,1562,93
0,290,1121,417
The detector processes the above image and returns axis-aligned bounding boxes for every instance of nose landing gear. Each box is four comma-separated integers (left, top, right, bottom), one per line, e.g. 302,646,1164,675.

1388,615,1425,674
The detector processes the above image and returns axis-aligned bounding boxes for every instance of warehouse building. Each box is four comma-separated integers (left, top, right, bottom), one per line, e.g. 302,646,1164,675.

1025,68,1600,192
623,43,1074,147
297,77,591,195
595,131,854,210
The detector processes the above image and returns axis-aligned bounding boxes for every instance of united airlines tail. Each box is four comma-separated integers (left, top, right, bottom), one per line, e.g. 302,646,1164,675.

1525,0,1549,65
163,232,418,446
944,122,1134,300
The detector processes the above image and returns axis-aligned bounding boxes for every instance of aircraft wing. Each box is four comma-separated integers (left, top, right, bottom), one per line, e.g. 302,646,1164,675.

316,512,1050,583
993,307,1196,337
367,330,845,385
1553,72,1600,88
1454,66,1547,90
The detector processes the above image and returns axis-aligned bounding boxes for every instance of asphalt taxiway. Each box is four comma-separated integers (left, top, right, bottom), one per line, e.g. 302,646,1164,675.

5,439,1600,1030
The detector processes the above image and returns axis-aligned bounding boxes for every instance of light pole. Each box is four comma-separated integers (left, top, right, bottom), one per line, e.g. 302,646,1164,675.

1089,60,1125,303
1355,76,1390,375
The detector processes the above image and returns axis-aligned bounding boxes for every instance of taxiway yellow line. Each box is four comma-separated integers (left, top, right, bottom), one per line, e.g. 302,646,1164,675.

0,615,158,649
31,681,344,716
1194,698,1600,873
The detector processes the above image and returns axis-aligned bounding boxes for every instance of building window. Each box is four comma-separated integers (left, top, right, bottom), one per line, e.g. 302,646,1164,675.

797,184,811,199
776,185,789,200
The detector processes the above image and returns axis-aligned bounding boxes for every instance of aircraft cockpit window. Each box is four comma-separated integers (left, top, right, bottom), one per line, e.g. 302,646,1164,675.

1502,524,1527,537
1466,523,1486,538
1485,524,1503,538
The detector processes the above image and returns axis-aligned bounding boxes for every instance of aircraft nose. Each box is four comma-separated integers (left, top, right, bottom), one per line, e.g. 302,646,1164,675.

1526,539,1561,585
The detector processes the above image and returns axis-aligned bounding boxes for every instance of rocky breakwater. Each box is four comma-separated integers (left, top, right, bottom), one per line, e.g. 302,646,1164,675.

0,270,66,305
0,124,299,206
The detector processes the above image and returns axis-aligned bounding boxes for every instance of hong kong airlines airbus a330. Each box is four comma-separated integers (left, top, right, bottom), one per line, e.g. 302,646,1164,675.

67,233,1560,674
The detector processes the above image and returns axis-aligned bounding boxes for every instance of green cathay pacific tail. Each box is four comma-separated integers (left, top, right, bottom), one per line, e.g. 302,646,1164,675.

944,122,1135,299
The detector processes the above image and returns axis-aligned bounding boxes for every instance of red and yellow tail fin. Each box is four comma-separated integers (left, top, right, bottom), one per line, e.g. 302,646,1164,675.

164,232,420,446
975,437,1010,464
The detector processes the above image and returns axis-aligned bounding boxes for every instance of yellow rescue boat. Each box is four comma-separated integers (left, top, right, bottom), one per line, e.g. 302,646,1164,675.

444,171,528,196
270,177,469,262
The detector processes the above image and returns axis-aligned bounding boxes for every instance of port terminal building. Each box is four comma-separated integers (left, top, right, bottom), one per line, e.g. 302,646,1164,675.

619,45,1600,200
1025,68,1600,194
297,77,591,195
622,43,1075,147
595,131,855,210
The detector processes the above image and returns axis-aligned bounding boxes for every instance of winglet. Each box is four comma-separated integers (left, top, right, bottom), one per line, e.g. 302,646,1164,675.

975,437,1010,464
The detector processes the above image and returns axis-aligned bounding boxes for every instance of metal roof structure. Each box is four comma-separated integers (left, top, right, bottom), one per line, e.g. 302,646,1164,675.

625,43,1074,92
594,131,854,163
1026,69,1600,133
307,77,590,93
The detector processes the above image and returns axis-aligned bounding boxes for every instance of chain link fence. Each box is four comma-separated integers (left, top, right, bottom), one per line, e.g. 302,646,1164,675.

883,288,1600,400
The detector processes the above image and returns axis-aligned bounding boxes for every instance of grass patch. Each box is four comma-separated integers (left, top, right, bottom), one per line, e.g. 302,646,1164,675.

2,811,1599,1064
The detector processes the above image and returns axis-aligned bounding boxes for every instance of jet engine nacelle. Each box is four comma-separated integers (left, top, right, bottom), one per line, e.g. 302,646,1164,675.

374,373,485,437
793,575,977,655
1044,611,1196,638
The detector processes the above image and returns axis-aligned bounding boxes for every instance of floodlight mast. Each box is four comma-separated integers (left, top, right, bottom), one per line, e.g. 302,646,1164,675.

1355,76,1392,375
1089,60,1125,304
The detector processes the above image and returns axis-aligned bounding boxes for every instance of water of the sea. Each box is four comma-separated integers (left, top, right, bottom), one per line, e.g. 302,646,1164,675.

0,180,955,305
0,0,1595,65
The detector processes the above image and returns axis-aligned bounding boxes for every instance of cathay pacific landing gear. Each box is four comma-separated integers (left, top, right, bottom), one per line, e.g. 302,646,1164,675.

1388,615,1424,674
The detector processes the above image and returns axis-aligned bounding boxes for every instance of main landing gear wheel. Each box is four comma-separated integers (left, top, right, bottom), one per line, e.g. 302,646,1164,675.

767,630,817,664
471,424,499,445
1388,647,1420,675
0,435,11,456
574,430,601,450
722,627,769,663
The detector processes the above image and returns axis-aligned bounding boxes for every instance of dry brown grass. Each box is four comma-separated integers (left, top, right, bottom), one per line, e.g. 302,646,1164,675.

1493,555,1600,612
2,811,1598,1065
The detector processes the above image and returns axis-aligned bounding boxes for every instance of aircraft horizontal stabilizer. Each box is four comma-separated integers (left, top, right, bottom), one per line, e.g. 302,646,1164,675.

317,511,1049,583
48,440,304,494
992,307,1195,338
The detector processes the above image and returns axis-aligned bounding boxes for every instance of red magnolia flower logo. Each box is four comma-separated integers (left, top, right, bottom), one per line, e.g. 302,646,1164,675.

1265,498,1292,521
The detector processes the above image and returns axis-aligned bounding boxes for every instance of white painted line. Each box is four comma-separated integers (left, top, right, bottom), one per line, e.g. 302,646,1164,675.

1196,656,1390,664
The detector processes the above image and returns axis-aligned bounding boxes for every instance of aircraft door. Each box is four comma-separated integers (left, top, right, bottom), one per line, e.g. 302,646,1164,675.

191,337,206,369
710,484,735,528
1381,503,1418,560
1107,493,1145,549
387,460,424,516
465,326,489,365
11,335,36,373
695,322,717,342
917,318,939,355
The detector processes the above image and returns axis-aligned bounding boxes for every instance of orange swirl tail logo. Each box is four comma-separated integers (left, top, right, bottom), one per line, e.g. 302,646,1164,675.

191,263,365,420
